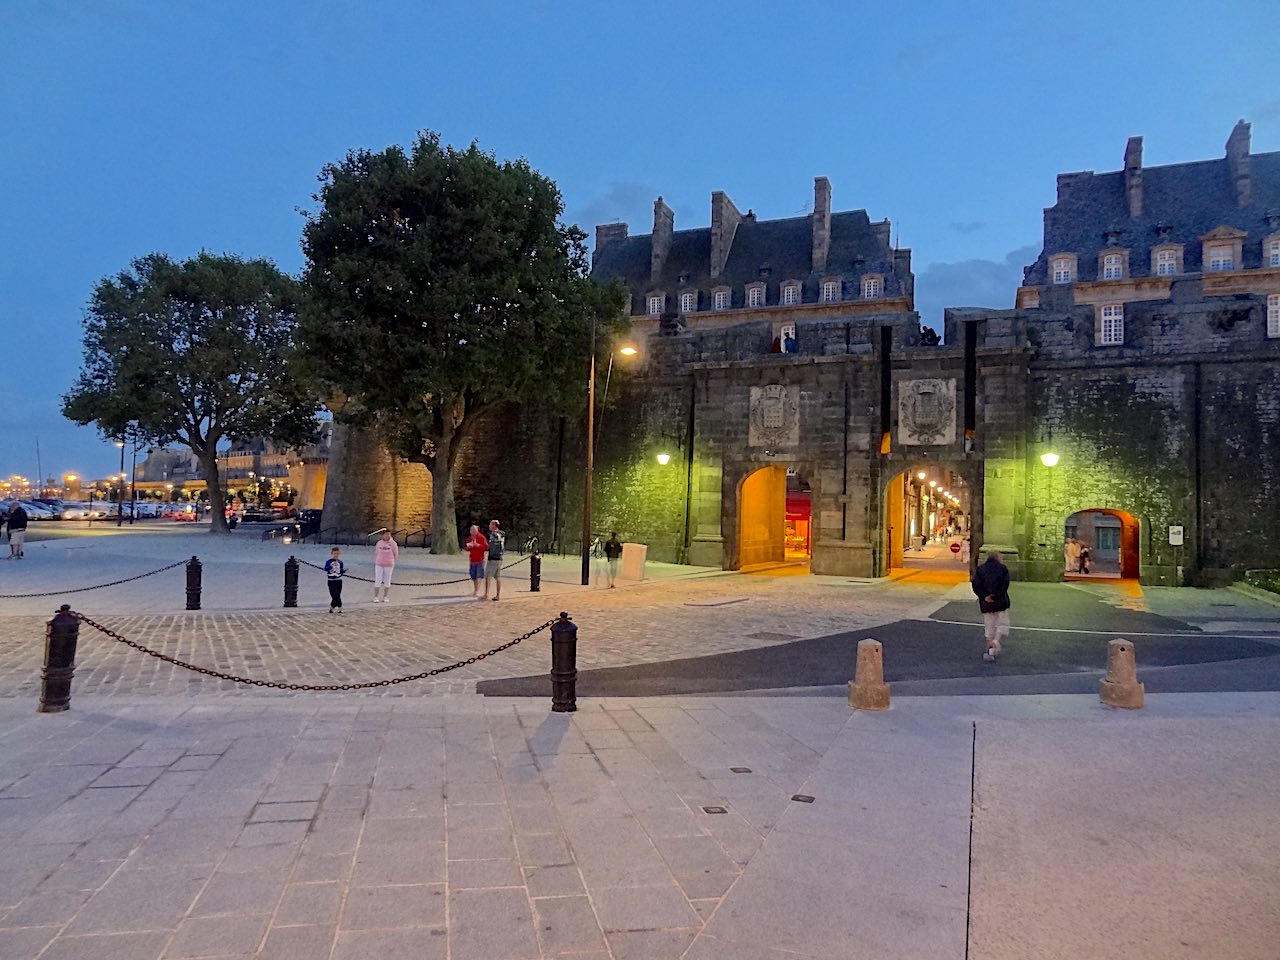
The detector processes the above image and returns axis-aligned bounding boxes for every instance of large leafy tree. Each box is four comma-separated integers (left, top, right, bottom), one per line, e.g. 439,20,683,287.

63,252,320,533
300,132,627,553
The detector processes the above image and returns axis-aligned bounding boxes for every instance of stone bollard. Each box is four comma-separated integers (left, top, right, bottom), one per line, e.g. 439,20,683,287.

185,556,202,610
849,638,890,710
39,605,79,713
283,556,300,608
549,612,577,713
530,550,542,593
1099,638,1144,708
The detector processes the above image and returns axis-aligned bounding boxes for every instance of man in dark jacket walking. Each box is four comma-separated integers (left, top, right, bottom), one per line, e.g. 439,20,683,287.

971,550,1011,661
5,502,29,558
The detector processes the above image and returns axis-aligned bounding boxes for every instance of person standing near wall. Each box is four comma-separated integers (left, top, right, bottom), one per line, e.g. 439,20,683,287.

972,550,1011,662
373,529,398,603
465,524,488,598
603,531,623,588
484,519,505,601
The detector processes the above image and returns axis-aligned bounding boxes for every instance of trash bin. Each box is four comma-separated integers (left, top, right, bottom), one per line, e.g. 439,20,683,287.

620,542,648,581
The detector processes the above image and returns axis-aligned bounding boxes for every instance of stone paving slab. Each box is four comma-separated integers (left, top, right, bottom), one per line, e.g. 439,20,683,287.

0,692,1278,958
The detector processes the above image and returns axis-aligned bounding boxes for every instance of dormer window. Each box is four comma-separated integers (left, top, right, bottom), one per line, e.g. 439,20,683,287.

713,288,730,310
1101,253,1125,280
647,294,664,316
1153,246,1181,276
747,285,765,308
679,292,697,314
1268,237,1280,268
782,282,801,306
861,275,882,299
1051,257,1074,284
1200,228,1245,274
821,280,841,302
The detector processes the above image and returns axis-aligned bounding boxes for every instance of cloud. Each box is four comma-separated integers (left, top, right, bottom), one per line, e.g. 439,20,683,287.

1254,100,1280,123
890,33,959,71
950,221,986,235
565,181,657,233
913,244,1040,331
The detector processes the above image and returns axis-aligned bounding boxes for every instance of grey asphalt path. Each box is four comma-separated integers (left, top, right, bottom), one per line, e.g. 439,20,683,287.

1,692,1277,959
478,581,1280,699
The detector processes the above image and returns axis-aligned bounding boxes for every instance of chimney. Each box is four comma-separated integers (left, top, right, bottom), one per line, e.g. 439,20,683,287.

812,176,832,273
1225,119,1251,207
593,222,628,265
1056,171,1093,204
710,190,743,279
650,197,674,284
1123,136,1143,218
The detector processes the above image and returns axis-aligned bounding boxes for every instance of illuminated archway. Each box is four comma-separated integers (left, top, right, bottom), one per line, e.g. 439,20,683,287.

1063,508,1140,579
881,464,978,580
738,466,787,568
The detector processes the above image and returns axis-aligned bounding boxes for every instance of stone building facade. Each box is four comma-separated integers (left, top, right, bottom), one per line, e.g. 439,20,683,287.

322,121,1279,584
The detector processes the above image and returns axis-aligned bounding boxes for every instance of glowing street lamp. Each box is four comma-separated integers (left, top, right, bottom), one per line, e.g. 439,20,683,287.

655,452,671,466
1040,451,1060,467
582,338,639,586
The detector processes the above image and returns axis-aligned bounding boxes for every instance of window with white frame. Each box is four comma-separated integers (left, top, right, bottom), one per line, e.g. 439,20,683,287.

714,289,729,310
1269,240,1280,268
1207,245,1233,272
1100,304,1124,345
1155,249,1178,276
821,280,840,302
747,286,764,307
782,284,800,305
862,276,881,299
647,294,664,316
1102,253,1123,280
1269,294,1280,338
680,292,696,314
1052,258,1073,283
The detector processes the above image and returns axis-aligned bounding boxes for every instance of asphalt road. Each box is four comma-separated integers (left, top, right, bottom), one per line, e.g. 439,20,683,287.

478,584,1280,698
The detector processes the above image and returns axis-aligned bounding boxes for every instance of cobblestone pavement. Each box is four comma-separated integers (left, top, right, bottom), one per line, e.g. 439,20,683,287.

1,572,955,701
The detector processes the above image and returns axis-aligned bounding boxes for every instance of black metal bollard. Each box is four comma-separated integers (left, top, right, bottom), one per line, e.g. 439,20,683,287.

549,612,577,713
39,605,79,713
530,550,542,593
185,556,202,610
283,556,299,608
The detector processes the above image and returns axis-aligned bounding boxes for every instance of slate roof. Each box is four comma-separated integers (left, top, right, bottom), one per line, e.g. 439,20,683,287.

1025,150,1280,284
592,209,901,313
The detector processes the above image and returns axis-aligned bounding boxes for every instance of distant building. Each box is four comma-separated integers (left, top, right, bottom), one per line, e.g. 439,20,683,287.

322,121,1279,584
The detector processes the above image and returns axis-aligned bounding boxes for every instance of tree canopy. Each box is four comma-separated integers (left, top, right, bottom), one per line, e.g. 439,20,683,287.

300,131,627,552
63,252,320,533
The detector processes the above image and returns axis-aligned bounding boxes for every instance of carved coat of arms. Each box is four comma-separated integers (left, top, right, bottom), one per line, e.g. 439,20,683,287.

897,378,956,446
748,384,799,448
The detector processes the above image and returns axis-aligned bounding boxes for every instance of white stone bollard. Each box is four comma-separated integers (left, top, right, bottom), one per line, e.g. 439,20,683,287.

1099,638,1145,709
849,638,890,710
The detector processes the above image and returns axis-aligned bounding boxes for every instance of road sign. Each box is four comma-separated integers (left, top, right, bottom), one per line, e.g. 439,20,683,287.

950,543,961,554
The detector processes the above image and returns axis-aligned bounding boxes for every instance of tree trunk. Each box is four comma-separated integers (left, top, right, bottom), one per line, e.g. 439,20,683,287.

199,449,229,535
428,437,460,554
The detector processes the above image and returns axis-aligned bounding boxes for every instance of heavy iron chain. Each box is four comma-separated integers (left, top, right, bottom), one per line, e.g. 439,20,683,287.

0,560,188,600
297,553,531,587
72,612,556,691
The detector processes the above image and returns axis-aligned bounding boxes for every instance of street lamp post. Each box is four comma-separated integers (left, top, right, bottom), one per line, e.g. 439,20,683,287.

129,438,138,524
581,339,638,587
114,440,125,526
581,338,596,587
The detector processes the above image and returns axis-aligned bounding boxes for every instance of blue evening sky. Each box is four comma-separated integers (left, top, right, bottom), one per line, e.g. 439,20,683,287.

2,0,1277,480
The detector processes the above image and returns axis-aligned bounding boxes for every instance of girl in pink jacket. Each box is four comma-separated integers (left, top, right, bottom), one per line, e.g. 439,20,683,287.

373,529,399,602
